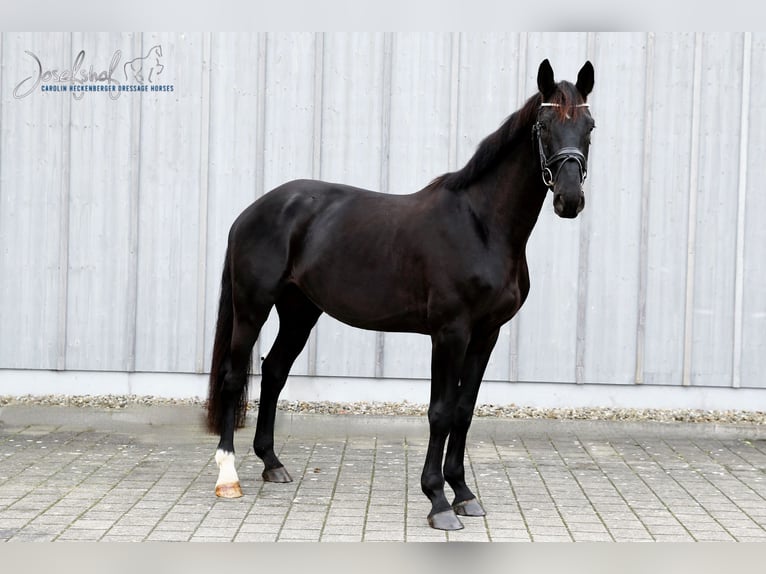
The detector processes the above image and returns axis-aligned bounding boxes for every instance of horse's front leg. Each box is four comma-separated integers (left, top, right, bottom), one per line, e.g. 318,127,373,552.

443,328,499,517
422,323,470,531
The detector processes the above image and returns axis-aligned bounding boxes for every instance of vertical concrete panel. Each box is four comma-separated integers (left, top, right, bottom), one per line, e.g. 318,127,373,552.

689,33,743,387
642,33,695,385
386,33,453,194
314,33,385,378
447,33,522,382
259,32,318,376
262,33,316,191
739,33,766,389
0,33,70,369
580,33,646,384
517,33,588,383
203,33,264,375
65,33,136,371
382,32,454,381
135,33,204,372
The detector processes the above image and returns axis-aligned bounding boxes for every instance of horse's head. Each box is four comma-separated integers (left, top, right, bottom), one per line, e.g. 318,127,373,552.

534,59,595,219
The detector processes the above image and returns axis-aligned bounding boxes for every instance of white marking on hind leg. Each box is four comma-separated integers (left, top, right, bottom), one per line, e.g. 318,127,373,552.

215,449,242,498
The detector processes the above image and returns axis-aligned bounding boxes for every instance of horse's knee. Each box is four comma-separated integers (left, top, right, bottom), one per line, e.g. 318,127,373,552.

221,370,246,395
222,366,246,389
261,356,290,388
452,403,474,432
428,403,455,436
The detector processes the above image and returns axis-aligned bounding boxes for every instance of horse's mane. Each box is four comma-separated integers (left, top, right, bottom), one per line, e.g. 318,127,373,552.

428,81,585,191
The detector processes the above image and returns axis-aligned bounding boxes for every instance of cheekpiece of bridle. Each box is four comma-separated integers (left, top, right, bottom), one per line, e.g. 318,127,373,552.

533,102,590,191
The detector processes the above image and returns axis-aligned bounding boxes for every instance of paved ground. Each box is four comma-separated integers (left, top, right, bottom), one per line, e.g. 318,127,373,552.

1,404,765,542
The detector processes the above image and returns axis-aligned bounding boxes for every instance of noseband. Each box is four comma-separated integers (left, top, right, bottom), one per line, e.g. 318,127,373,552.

533,102,589,190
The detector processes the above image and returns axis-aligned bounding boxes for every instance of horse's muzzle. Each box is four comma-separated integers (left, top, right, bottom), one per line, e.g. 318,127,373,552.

553,191,585,219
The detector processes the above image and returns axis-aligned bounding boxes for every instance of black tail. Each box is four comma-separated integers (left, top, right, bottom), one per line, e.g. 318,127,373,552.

206,246,250,434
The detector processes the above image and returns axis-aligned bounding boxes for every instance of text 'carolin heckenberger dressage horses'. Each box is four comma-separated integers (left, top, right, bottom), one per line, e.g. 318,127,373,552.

207,59,595,530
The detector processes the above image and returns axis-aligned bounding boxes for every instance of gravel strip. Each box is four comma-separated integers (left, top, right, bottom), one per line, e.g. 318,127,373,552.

1,394,764,425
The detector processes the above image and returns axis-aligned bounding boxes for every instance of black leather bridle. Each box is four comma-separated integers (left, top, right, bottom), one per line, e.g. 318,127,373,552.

533,103,590,190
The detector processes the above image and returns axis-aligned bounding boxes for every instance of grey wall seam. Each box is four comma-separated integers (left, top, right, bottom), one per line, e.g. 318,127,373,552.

126,32,143,373
448,32,461,171
732,32,752,390
306,32,325,377
575,32,596,384
635,32,655,385
251,33,268,377
0,33,4,310
508,31,528,383
57,32,73,371
375,32,394,380
254,33,268,202
195,32,212,375
682,32,704,387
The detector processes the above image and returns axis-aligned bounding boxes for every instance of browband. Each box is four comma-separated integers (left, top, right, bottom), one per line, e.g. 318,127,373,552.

539,102,589,108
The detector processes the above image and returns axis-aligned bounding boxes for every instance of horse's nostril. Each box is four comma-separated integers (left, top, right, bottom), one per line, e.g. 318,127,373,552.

553,193,581,218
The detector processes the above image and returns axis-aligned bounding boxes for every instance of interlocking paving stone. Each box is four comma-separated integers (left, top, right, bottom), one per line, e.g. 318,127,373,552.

1,405,765,542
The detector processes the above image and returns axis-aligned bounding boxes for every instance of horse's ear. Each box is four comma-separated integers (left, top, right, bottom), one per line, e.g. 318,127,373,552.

576,61,594,99
537,59,556,99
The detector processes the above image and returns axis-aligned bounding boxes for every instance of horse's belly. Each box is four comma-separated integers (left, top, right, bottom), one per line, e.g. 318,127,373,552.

293,271,429,334
309,296,429,334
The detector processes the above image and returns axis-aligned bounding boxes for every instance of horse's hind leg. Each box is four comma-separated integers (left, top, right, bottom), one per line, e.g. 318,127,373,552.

443,328,499,517
214,311,266,498
253,286,321,482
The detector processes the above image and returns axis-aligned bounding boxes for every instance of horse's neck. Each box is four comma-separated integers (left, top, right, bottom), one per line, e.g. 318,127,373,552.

469,138,547,250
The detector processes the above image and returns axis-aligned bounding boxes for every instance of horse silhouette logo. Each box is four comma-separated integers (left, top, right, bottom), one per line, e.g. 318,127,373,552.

124,45,164,84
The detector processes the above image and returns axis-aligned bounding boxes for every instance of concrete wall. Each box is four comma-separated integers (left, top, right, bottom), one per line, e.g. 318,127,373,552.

1,33,764,408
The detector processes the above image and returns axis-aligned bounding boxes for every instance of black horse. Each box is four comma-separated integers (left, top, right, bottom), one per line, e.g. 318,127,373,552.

207,59,595,531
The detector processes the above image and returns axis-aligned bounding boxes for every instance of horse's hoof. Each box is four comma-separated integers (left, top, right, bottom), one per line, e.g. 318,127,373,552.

215,482,243,498
453,498,486,517
428,509,464,531
262,466,293,483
